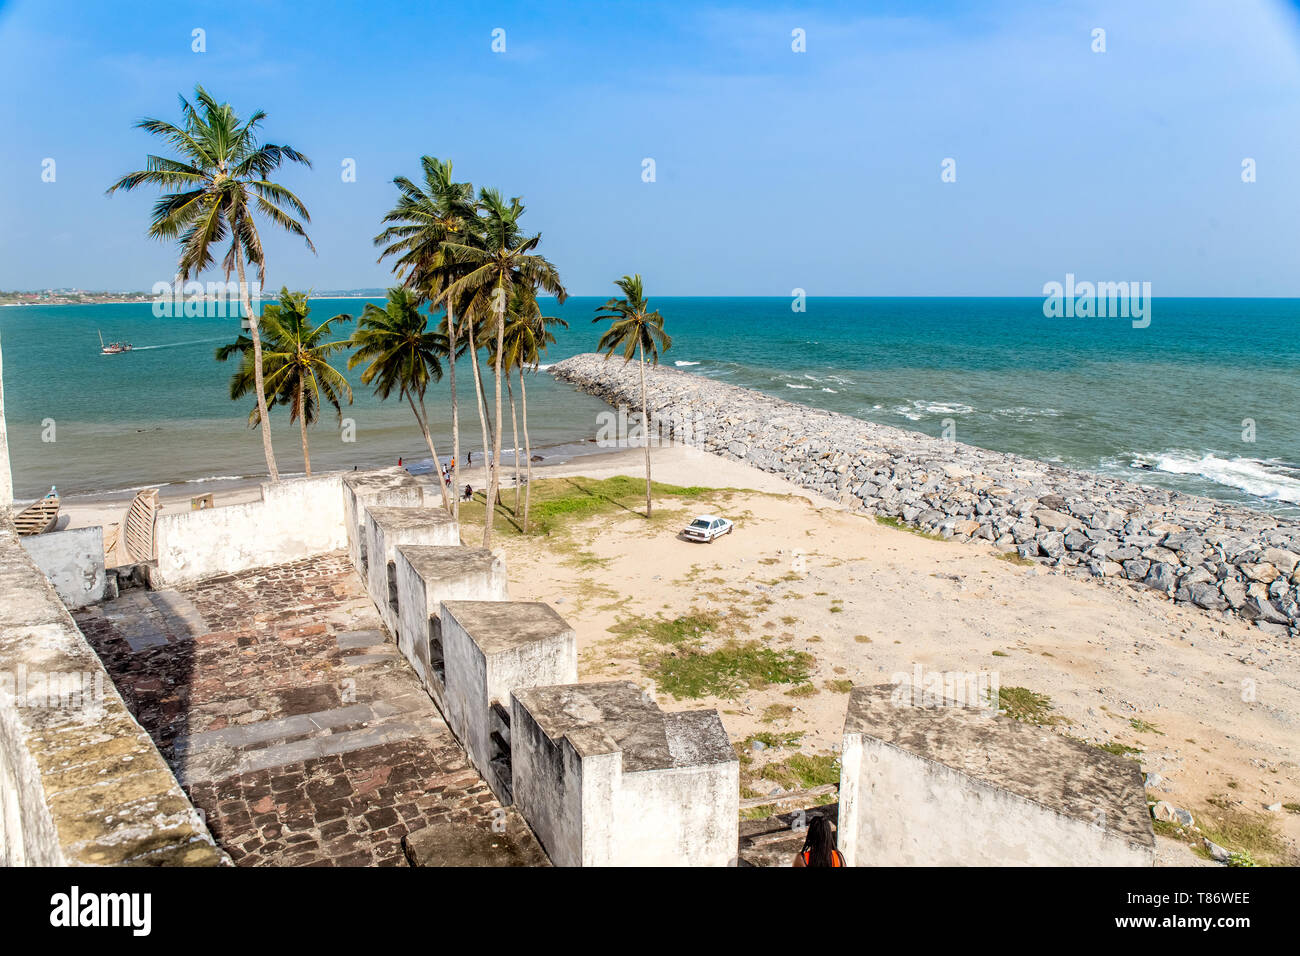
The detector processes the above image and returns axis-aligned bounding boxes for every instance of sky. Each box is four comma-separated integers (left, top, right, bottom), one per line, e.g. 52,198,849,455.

2,0,1300,296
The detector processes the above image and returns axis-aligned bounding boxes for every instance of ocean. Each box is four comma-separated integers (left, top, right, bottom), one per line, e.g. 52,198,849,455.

2,297,1298,513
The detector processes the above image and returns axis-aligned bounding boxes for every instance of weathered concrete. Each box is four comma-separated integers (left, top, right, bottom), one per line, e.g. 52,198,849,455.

511,680,739,866
837,685,1155,866
362,507,459,636
441,601,576,803
393,545,508,699
0,516,226,866
20,526,108,609
153,473,347,586
343,468,424,576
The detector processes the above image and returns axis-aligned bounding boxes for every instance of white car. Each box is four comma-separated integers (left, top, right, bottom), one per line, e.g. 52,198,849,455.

682,515,734,543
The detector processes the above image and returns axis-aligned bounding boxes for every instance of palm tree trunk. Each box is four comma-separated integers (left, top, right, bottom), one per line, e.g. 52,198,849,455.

507,371,521,515
410,392,452,512
490,288,505,522
639,339,651,517
464,312,494,545
298,376,311,476
447,303,460,522
521,368,534,532
233,249,279,481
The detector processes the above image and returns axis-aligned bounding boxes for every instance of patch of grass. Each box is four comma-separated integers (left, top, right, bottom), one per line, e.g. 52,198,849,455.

1283,803,1300,813
829,605,843,614
610,611,723,646
780,615,798,626
761,703,795,722
1096,741,1143,759
460,474,715,537
853,635,872,643
824,679,853,693
785,683,819,699
1197,805,1295,867
875,515,945,541
740,731,804,750
649,642,813,700
759,753,841,790
1130,718,1162,735
991,650,1009,657
998,686,1059,725
995,550,1035,567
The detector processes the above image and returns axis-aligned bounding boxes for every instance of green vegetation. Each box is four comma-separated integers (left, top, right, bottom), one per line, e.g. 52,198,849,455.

1096,741,1143,759
460,474,713,538
785,683,819,699
761,703,795,722
650,642,812,700
110,85,314,482
611,610,722,646
824,679,853,694
759,753,840,790
997,686,1057,724
593,274,671,517
995,550,1035,567
1195,804,1293,867
876,515,945,541
1129,717,1162,735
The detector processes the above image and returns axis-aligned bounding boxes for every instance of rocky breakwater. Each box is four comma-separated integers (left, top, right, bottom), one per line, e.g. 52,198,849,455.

552,353,1300,638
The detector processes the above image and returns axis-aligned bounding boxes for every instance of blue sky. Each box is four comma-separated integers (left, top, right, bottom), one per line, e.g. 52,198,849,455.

2,0,1300,295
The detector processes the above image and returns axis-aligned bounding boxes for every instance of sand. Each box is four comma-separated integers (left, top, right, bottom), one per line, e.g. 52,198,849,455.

473,445,1300,863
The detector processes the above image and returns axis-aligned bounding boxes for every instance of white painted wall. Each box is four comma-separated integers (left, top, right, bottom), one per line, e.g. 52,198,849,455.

393,547,508,700
20,527,107,609
342,470,424,576
509,699,588,866
441,603,576,802
363,510,459,635
838,732,1154,866
153,474,347,587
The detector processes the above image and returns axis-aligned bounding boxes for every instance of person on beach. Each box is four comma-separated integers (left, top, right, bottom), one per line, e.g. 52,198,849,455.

398,457,403,468
462,484,473,501
792,817,844,867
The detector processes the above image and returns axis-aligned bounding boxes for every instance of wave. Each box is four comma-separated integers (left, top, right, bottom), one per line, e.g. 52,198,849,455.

128,336,227,351
994,405,1062,421
674,360,700,367
892,400,974,420
1143,452,1300,504
786,383,813,390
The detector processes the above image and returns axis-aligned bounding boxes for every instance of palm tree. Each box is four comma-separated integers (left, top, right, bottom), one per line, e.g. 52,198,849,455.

593,275,671,516
441,189,566,545
374,157,476,519
498,287,566,530
108,86,313,482
216,289,352,476
348,288,453,511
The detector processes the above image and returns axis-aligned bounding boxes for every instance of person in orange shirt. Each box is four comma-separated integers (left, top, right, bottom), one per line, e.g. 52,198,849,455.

792,816,845,867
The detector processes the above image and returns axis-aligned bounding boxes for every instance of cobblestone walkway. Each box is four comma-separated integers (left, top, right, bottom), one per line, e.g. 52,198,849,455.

75,551,537,866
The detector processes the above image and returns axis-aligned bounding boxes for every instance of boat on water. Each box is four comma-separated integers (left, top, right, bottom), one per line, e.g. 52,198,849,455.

98,329,133,354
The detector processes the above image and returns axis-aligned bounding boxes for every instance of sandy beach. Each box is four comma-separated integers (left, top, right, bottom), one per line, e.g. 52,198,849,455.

466,444,1297,865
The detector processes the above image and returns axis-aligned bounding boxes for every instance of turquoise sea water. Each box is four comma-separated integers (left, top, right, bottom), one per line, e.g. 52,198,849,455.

2,297,1298,512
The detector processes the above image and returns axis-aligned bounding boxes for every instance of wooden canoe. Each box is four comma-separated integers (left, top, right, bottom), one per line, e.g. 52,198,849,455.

15,496,59,536
123,489,159,563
